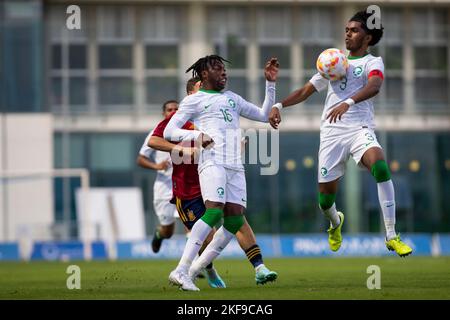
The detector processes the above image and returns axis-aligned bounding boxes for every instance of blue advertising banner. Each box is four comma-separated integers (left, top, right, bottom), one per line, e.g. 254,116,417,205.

19,234,438,261
116,239,183,259
279,233,431,257
115,234,432,260
91,241,108,260
437,234,450,255
116,236,277,260
0,243,20,261
30,241,84,261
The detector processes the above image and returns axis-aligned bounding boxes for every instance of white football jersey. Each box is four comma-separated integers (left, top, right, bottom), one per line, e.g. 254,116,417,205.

164,81,275,172
309,54,384,131
139,130,172,200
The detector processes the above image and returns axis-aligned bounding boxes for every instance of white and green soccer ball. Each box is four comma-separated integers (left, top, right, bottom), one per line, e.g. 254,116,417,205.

316,48,349,81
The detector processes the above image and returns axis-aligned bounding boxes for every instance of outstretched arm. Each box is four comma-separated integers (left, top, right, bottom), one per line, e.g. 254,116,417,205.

326,75,383,123
239,58,279,122
239,81,276,122
269,82,317,129
281,82,317,108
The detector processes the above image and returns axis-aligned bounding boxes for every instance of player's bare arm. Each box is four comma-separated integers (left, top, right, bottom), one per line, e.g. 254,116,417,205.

136,154,170,171
149,135,177,152
149,135,199,164
149,135,194,157
327,75,383,123
269,82,317,129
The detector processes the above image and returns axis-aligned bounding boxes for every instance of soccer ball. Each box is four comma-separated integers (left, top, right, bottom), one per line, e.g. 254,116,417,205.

316,48,349,81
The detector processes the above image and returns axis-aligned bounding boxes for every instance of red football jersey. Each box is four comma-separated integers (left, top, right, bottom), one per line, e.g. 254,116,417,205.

151,112,201,200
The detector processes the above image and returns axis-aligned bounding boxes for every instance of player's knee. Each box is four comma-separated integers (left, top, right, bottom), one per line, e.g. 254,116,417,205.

201,208,223,227
223,215,245,234
318,192,336,211
371,160,391,183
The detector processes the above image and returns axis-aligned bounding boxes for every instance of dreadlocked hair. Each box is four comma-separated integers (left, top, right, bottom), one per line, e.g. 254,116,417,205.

185,55,230,81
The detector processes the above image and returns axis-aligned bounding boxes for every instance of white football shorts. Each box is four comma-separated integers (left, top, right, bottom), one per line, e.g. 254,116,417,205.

153,198,178,226
318,127,382,183
198,165,247,208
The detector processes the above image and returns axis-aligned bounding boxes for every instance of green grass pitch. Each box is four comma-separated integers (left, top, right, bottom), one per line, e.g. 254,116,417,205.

0,257,449,299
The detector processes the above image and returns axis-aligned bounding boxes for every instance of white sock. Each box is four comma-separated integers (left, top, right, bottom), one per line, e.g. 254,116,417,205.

321,203,340,228
377,180,397,240
190,226,234,276
255,263,266,272
177,219,212,271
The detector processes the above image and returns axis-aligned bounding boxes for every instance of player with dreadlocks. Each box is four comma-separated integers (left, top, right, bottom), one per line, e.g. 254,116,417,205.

164,55,279,291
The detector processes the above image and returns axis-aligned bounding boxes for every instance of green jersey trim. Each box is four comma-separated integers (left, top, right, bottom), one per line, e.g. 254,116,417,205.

199,88,222,94
347,53,369,60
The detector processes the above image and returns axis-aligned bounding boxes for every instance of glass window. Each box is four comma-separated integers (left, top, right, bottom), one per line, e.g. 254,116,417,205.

215,38,247,69
98,77,133,105
415,77,448,108
146,77,179,105
146,45,178,69
69,77,87,106
414,46,447,70
208,6,249,41
141,6,182,41
49,5,65,41
300,7,337,42
412,10,429,40
387,133,441,231
384,77,403,109
257,7,291,40
303,45,330,70
52,45,61,69
226,77,247,98
99,45,132,69
385,46,403,70
90,135,133,170
91,172,135,187
97,6,134,41
69,44,87,69
412,9,448,42
52,44,87,69
383,8,403,42
208,7,249,69
54,134,86,168
260,45,290,69
51,76,62,106
259,77,291,103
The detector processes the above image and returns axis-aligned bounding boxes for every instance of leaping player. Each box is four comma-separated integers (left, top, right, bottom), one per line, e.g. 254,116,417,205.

269,10,412,257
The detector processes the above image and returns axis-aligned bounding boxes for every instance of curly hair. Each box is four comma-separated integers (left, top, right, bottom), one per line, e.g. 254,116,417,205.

349,10,384,46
